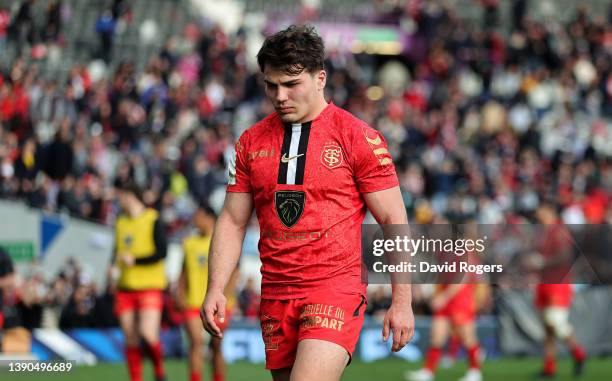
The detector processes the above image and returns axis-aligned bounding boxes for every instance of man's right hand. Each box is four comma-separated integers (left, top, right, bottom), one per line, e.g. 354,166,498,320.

201,290,227,338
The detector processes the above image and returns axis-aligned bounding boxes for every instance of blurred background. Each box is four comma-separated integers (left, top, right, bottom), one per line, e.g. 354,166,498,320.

0,0,611,379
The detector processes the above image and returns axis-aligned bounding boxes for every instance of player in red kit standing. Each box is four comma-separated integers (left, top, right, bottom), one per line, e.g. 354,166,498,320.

406,284,483,381
533,203,586,378
201,25,414,381
407,225,486,381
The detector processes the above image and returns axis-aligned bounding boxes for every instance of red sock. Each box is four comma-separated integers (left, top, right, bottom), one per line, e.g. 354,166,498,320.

467,346,481,369
144,342,165,379
213,373,224,381
125,346,143,381
424,347,442,371
544,355,556,375
448,335,461,360
570,344,586,362
190,370,201,381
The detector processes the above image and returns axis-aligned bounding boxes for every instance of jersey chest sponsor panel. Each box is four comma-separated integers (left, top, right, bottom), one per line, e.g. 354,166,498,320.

229,104,399,298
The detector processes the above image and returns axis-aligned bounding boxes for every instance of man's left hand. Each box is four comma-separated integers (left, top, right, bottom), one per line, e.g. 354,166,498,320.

382,303,415,352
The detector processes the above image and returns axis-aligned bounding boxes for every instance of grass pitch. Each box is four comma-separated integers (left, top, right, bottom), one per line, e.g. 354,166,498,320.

2,357,611,381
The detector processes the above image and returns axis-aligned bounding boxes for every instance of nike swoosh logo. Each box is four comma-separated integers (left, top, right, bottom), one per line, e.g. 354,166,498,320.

365,135,381,145
281,153,304,163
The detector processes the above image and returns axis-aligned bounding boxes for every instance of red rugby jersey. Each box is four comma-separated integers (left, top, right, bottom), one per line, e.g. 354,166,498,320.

227,102,399,299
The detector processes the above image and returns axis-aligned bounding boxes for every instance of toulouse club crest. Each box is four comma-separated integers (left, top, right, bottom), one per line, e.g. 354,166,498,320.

274,191,305,228
321,143,343,170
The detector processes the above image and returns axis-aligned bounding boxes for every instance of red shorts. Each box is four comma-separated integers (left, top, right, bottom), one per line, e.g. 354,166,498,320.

184,307,232,332
535,284,572,308
434,286,476,325
434,303,476,325
115,290,164,315
259,288,366,370
0,312,4,329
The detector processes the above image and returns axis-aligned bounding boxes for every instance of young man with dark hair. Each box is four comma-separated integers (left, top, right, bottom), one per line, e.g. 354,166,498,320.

202,25,414,381
112,182,168,381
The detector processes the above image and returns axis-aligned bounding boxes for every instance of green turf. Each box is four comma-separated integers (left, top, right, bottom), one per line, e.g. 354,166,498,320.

2,357,610,381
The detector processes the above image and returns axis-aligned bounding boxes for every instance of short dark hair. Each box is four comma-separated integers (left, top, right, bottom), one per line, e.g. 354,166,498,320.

257,25,325,76
115,180,144,202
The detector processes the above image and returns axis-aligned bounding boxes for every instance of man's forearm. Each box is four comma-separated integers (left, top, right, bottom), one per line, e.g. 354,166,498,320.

207,213,246,295
391,283,412,306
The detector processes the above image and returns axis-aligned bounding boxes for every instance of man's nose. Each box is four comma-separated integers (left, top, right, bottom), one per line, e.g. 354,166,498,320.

276,86,289,103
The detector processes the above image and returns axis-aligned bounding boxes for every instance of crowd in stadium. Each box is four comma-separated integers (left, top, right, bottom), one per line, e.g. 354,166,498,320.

0,0,611,330
2,255,263,330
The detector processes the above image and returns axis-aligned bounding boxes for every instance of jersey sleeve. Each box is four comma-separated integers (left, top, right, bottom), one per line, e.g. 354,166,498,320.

227,130,251,193
351,124,399,193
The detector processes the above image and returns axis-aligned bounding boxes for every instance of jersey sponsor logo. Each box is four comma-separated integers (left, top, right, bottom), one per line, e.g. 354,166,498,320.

274,191,305,228
123,235,133,247
300,303,347,331
280,153,304,163
261,229,328,241
248,148,276,161
320,142,343,169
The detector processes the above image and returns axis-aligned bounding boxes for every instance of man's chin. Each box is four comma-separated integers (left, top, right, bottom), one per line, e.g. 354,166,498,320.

278,113,299,123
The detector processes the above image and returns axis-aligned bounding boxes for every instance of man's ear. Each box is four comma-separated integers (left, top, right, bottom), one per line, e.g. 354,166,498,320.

316,69,327,91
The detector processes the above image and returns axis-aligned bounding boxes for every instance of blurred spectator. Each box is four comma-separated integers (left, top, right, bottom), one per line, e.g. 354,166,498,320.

47,271,73,309
92,281,118,328
237,277,260,319
14,137,40,182
366,286,391,320
43,121,73,181
59,276,96,329
16,272,46,329
43,1,62,43
0,6,10,54
95,10,116,63
9,0,36,51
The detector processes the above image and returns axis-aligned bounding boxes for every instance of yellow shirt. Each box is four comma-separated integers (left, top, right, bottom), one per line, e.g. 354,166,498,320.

115,208,167,290
182,234,211,308
182,234,237,309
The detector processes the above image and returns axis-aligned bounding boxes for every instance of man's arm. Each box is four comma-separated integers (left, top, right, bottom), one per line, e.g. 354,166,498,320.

202,192,253,337
174,252,187,310
363,186,414,352
133,218,168,264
